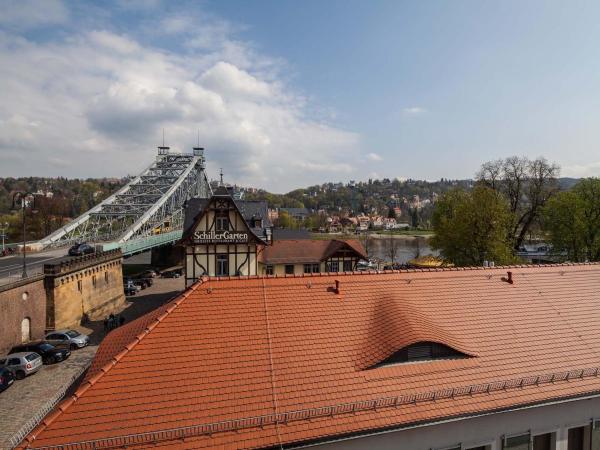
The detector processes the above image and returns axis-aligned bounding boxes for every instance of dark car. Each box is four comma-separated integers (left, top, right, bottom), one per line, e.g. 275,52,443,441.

0,367,15,392
68,243,95,257
141,269,157,278
10,342,70,365
134,276,153,288
162,269,181,278
124,280,137,296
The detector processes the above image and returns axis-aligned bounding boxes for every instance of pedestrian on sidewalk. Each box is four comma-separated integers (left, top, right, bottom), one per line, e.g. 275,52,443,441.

103,317,108,331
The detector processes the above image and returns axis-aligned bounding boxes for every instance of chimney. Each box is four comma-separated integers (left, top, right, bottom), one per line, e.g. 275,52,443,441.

334,279,340,294
501,271,513,284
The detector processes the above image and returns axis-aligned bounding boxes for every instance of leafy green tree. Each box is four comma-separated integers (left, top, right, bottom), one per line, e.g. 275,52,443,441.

431,186,514,266
542,178,600,261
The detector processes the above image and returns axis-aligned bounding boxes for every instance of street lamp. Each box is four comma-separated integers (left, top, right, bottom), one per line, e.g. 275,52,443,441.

0,222,8,254
12,192,36,278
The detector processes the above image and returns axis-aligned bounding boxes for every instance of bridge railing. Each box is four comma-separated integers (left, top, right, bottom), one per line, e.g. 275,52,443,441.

101,230,183,256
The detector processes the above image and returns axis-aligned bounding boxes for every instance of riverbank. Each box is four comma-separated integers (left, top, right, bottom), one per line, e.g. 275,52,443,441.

310,231,434,240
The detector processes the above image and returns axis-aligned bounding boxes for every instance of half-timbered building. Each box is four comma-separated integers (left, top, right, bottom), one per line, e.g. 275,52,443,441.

181,187,272,286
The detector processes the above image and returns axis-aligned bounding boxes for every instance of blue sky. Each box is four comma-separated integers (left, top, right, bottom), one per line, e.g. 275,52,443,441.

1,0,599,192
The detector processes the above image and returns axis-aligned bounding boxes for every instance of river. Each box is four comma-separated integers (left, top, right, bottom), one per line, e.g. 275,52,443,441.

362,235,438,264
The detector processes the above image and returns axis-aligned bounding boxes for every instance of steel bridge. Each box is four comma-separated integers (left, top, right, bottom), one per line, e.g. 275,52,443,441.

39,147,212,256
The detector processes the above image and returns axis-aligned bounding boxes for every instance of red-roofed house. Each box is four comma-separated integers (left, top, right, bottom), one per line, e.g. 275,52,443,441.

17,264,600,450
259,238,367,275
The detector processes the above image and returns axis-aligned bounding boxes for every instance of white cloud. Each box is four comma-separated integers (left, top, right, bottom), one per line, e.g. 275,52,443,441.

366,152,382,162
0,8,366,192
0,0,69,30
402,106,427,116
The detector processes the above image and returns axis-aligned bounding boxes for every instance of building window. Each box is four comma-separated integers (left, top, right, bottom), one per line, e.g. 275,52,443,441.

265,265,274,275
343,260,353,272
105,272,109,284
328,261,339,272
77,280,83,292
285,264,294,275
92,275,97,288
216,254,229,276
21,317,31,343
216,212,229,232
503,433,531,450
304,263,320,274
567,427,588,450
533,433,555,450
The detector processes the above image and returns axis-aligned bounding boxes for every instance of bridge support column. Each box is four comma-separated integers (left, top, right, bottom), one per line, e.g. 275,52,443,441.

151,244,183,268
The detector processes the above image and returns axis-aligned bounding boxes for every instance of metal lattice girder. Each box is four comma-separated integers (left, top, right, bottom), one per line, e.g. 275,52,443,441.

40,149,212,248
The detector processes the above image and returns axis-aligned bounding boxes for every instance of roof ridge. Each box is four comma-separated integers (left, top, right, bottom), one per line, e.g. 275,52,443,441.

200,261,600,282
21,281,203,448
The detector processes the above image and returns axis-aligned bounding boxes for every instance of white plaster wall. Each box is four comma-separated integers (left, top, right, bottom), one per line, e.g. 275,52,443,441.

303,396,600,450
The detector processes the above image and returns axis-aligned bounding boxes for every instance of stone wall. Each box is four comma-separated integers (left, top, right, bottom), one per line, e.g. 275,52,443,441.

0,275,47,355
44,250,126,330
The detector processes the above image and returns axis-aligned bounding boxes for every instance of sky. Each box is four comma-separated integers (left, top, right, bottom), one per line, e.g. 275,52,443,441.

1,0,600,193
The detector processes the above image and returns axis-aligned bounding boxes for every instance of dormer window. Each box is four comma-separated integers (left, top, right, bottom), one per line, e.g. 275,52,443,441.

216,212,229,232
370,341,469,369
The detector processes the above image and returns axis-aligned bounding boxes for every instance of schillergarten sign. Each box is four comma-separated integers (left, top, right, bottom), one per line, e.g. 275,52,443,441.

193,230,249,244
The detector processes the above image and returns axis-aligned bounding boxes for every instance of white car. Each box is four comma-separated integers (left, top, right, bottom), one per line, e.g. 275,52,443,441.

45,330,90,350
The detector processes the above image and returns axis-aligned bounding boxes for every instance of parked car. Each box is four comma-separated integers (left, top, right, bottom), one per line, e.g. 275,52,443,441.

10,342,70,365
123,278,142,291
68,242,95,257
45,330,90,350
162,269,182,278
0,367,15,392
0,352,42,379
134,276,153,288
141,269,157,278
124,281,137,296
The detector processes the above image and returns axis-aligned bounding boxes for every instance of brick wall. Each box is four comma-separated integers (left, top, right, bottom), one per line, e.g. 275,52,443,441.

45,250,126,330
0,276,47,355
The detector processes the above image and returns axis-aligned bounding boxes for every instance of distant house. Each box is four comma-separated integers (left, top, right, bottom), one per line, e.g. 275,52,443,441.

259,239,367,275
356,215,370,231
280,207,310,221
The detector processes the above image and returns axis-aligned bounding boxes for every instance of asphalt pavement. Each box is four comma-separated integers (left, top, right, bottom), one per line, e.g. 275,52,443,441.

0,248,67,283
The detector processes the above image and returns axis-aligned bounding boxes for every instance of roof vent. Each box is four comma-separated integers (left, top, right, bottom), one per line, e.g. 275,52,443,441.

327,279,341,294
501,271,513,284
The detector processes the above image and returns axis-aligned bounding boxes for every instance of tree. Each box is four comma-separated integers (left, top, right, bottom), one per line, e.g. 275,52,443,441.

387,207,396,219
431,186,514,266
542,178,600,261
387,233,398,263
477,156,559,249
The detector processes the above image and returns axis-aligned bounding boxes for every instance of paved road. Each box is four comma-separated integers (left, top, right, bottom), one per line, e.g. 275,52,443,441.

0,276,185,449
0,249,67,282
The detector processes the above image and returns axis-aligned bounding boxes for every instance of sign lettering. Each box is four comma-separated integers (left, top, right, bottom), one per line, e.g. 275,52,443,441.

193,230,249,243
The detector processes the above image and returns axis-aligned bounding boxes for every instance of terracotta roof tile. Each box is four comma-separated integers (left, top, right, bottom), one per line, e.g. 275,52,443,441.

260,239,366,264
18,264,600,449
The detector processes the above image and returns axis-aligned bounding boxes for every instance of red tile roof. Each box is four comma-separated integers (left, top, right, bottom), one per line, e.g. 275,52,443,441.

19,264,600,449
261,238,367,264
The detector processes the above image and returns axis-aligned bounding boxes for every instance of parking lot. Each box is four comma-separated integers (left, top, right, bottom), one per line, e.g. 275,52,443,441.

0,276,185,450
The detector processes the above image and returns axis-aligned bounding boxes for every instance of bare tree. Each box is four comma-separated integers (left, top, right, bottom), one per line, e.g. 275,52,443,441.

477,156,559,250
387,232,397,264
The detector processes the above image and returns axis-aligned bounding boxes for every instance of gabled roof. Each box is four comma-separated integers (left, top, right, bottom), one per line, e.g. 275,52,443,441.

182,195,272,244
260,239,367,264
20,264,600,449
